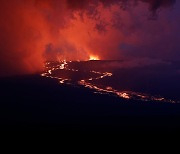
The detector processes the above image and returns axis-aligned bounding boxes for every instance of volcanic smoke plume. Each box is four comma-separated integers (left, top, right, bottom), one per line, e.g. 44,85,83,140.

0,0,179,76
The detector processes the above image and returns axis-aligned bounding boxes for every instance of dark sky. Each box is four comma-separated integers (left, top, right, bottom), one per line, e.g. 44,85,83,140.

0,0,179,76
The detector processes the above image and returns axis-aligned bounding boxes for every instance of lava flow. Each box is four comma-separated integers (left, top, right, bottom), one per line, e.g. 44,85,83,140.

41,60,178,103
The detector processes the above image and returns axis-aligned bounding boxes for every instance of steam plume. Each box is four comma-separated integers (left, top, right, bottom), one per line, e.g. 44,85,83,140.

0,0,178,76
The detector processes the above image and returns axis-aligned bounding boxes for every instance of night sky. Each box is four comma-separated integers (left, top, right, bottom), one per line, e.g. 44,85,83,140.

0,0,179,76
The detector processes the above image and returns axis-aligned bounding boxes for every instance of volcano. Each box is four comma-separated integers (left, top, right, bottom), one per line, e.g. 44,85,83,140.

1,59,180,132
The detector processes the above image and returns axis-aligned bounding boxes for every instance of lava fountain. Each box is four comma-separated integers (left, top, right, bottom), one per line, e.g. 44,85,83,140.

89,55,100,61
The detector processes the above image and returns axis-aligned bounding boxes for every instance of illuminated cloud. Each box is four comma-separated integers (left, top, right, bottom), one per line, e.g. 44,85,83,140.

0,0,178,76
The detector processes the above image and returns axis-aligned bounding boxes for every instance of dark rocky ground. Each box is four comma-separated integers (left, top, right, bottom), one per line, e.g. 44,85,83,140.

0,74,180,133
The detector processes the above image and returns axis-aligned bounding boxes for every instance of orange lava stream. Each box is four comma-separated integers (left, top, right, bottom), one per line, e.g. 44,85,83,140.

41,61,178,103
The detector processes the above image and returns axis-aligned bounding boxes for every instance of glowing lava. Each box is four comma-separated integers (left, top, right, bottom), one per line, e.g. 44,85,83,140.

41,61,179,104
89,55,100,61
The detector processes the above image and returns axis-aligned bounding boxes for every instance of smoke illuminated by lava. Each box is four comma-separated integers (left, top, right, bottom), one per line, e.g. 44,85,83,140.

0,0,179,76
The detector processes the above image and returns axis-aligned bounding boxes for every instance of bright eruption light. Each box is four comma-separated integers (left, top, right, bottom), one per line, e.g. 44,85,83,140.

89,55,100,61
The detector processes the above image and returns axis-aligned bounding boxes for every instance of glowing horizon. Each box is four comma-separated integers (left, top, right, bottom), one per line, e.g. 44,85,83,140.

89,55,100,61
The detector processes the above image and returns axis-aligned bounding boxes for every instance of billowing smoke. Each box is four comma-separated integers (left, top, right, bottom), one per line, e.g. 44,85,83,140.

0,0,178,76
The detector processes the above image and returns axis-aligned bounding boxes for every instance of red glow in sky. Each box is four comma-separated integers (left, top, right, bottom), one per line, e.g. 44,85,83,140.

0,0,179,76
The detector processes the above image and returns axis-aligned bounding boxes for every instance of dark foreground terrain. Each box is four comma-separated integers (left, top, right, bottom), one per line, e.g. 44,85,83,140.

0,74,180,133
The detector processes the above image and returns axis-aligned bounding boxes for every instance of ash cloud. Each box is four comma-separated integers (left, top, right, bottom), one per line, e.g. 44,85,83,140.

67,0,176,12
0,0,178,76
